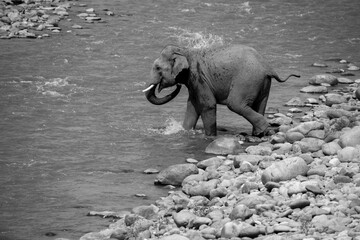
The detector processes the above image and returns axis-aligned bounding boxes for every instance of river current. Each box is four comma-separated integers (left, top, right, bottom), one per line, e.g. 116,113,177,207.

0,0,359,239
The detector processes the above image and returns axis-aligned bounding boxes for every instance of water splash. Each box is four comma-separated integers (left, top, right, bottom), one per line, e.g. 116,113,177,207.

163,117,184,135
169,27,224,49
148,117,185,135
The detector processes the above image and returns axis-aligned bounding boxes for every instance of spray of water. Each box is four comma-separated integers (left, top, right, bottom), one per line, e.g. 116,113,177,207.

162,117,184,135
169,27,224,50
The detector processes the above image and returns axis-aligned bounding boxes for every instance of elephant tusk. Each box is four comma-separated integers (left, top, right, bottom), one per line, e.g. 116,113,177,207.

142,84,155,92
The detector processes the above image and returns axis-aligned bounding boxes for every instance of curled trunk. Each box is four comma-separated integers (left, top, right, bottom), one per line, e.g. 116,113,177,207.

145,84,181,105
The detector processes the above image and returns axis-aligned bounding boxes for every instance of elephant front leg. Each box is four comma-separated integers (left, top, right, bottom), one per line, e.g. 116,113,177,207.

183,98,200,130
200,106,217,136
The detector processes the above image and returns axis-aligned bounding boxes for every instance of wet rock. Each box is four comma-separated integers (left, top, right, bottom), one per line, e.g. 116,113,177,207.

72,24,83,29
305,97,319,105
285,97,304,107
339,126,360,147
288,107,303,113
312,62,328,68
338,77,354,84
132,205,158,220
155,164,198,186
348,64,360,71
309,74,338,86
86,16,101,21
144,168,159,174
300,85,328,93
205,136,242,155
261,157,309,184
324,93,347,106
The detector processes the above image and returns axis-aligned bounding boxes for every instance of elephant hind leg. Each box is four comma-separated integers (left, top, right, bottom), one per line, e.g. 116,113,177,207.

227,103,269,136
252,77,271,116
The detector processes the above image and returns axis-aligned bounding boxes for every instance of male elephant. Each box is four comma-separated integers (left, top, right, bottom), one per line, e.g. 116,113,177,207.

143,44,300,136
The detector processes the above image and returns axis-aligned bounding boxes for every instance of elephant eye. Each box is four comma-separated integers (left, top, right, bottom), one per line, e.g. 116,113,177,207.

155,65,161,71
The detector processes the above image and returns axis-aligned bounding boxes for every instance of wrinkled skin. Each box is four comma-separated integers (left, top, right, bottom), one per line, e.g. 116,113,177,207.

144,44,300,136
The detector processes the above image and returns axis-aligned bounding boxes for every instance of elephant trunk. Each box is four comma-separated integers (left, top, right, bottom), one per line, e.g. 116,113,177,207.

144,84,181,105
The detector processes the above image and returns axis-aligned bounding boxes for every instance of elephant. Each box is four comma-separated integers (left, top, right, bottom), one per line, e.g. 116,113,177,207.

143,44,300,136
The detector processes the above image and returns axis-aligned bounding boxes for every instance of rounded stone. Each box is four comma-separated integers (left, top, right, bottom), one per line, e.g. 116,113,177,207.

356,87,360,100
261,157,309,184
289,199,311,209
309,74,338,86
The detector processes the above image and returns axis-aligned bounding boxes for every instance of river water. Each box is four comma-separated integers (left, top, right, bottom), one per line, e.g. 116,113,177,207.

0,0,359,239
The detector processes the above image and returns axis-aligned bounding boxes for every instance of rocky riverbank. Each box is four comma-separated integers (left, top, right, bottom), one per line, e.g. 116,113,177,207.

0,0,112,39
77,63,360,240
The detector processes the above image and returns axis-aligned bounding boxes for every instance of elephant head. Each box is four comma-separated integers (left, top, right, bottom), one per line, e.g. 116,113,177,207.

143,46,189,105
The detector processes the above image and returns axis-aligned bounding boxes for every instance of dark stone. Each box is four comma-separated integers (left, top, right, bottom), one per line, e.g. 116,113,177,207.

264,181,280,192
289,199,310,209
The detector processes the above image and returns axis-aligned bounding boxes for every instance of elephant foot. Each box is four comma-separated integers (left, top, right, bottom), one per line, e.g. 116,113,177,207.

252,126,274,138
252,122,270,136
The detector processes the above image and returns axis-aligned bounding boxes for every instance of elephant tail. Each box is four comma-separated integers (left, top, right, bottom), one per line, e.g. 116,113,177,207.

270,73,300,82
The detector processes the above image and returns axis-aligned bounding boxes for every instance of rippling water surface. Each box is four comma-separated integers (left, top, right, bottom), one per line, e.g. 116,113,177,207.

1,0,359,239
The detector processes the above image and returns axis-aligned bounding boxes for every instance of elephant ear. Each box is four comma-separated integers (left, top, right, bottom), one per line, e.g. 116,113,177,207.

172,53,189,78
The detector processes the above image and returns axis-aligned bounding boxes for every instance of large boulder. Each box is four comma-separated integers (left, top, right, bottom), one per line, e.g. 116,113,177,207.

309,74,338,86
261,157,309,184
205,136,242,155
154,164,198,186
339,126,360,147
